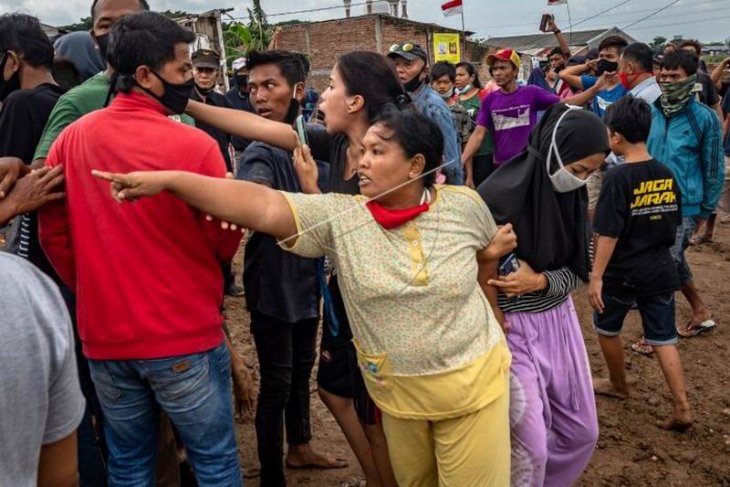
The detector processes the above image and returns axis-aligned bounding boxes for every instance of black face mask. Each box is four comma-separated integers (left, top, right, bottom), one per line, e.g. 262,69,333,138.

140,71,194,115
95,33,111,63
284,97,301,125
0,53,21,102
596,59,619,76
235,74,248,90
404,74,425,93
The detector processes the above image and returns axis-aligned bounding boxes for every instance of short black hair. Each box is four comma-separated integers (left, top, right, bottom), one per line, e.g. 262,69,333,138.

247,50,309,88
661,51,698,76
108,12,195,93
0,13,54,68
430,61,456,83
678,39,702,55
598,35,628,53
91,0,150,22
548,46,566,58
373,106,444,187
621,43,653,73
455,62,483,89
604,96,652,144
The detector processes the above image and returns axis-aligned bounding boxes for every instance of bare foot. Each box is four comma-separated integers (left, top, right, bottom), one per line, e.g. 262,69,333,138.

657,406,693,432
286,444,348,469
593,377,629,399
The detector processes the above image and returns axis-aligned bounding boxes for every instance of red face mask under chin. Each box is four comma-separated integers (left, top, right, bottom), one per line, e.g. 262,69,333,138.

618,71,648,90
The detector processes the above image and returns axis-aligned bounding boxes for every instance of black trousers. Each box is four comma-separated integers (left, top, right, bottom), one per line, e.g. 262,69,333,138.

250,309,319,487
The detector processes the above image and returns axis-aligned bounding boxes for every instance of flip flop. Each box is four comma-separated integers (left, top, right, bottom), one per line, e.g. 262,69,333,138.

630,339,654,356
677,319,716,338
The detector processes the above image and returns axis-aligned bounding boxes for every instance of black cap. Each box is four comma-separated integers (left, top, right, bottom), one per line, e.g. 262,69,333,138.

192,49,220,69
387,42,428,63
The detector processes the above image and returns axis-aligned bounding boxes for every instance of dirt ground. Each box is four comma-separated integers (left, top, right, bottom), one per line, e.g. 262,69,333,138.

225,223,730,487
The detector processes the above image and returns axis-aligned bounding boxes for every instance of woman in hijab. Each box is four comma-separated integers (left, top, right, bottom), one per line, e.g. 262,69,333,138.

478,103,610,487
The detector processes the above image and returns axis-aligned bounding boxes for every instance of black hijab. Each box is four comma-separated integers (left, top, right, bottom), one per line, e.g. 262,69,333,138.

477,104,609,282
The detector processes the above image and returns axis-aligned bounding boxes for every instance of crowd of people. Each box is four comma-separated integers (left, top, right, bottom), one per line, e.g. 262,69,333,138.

0,2,728,486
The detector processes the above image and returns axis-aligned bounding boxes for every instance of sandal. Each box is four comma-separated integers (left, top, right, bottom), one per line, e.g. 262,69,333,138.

630,338,654,356
677,319,716,338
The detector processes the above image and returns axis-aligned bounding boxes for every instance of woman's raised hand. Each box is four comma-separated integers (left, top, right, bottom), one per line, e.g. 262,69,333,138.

92,170,167,202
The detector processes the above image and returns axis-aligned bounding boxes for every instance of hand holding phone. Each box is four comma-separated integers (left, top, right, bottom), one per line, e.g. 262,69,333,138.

295,114,308,146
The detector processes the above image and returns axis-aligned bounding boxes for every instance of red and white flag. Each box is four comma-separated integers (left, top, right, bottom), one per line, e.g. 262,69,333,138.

441,0,463,17
547,0,567,5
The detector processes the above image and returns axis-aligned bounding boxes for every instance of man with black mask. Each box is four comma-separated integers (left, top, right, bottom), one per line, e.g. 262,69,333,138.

559,35,629,118
189,48,243,298
225,57,255,164
0,13,64,209
39,12,244,484
387,42,463,184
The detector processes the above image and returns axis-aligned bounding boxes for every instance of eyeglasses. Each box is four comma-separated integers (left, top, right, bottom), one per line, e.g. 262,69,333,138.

390,43,414,53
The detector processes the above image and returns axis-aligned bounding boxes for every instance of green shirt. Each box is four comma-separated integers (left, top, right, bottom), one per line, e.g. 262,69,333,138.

460,94,493,156
34,72,195,160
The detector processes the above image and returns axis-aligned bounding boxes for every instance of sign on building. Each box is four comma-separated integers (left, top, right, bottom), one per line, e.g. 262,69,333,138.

433,33,461,63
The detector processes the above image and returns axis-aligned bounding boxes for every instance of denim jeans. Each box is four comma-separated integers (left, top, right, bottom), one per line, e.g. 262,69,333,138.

250,310,318,487
670,217,696,287
59,286,108,487
88,342,242,487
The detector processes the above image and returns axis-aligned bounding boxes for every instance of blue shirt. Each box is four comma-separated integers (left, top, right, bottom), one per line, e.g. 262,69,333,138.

412,84,464,185
581,75,628,118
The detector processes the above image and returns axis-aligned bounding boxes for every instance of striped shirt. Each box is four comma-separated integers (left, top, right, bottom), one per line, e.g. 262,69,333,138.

499,266,582,313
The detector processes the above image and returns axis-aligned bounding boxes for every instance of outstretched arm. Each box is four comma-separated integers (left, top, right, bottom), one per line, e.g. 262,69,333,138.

92,169,298,243
186,100,299,151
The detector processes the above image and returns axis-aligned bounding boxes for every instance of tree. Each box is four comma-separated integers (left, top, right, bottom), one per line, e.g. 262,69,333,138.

650,36,667,49
222,0,273,67
246,0,273,52
60,16,92,32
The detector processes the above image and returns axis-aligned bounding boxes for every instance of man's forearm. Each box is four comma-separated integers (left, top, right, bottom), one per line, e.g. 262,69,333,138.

462,127,487,163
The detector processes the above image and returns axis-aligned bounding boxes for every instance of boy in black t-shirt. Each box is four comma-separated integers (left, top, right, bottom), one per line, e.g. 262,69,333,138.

589,96,693,432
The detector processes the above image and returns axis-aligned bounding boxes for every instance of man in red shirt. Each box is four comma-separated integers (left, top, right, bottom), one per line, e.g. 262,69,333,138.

39,12,243,485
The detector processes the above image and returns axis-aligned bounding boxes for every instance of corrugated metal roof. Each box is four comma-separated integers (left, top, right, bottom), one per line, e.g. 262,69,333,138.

485,27,635,52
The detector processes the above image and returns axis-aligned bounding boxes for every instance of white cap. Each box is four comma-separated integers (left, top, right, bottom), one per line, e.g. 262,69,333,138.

232,57,247,71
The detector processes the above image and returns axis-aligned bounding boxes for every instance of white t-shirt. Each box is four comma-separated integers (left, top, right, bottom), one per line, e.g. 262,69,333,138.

0,253,85,486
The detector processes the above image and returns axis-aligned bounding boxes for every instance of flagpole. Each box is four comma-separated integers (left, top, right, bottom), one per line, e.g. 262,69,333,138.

460,5,466,60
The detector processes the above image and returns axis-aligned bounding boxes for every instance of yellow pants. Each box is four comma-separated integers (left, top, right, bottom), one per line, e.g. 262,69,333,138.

381,384,511,487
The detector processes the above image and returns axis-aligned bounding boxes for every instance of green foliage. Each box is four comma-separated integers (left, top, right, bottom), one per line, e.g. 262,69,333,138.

246,0,273,53
222,0,272,69
60,16,92,32
650,36,667,48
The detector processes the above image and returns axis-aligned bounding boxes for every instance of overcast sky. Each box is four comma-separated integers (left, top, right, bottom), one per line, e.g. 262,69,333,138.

3,0,729,43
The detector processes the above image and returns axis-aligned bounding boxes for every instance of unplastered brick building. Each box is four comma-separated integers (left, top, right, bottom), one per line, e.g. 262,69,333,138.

278,14,491,91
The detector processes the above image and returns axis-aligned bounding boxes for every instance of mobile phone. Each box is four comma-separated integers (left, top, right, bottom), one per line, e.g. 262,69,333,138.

295,114,308,146
498,253,521,276
539,13,554,33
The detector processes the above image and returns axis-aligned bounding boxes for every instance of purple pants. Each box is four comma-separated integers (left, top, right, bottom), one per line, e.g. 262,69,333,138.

506,296,598,487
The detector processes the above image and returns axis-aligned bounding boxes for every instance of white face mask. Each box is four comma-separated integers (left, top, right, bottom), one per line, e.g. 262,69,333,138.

547,106,589,194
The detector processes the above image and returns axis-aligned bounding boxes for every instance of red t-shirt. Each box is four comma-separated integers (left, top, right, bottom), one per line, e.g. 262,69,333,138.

40,92,241,360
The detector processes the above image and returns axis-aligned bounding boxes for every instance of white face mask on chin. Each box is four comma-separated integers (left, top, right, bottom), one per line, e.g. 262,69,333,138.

547,106,589,194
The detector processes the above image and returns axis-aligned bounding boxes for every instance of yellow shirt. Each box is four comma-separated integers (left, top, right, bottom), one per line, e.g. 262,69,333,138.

280,185,510,419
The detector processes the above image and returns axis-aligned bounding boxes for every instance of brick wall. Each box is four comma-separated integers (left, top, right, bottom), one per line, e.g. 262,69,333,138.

280,14,493,92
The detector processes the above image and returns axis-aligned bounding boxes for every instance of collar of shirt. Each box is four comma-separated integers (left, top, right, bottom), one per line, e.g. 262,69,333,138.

630,76,661,103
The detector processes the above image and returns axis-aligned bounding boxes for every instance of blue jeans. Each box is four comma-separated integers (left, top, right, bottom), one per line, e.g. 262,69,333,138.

88,343,242,487
593,292,678,346
670,217,696,287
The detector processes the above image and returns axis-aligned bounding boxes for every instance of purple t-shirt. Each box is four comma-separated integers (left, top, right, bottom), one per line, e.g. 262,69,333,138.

476,85,560,165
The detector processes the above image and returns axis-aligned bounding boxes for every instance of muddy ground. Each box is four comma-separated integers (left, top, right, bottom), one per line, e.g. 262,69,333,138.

225,223,730,487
